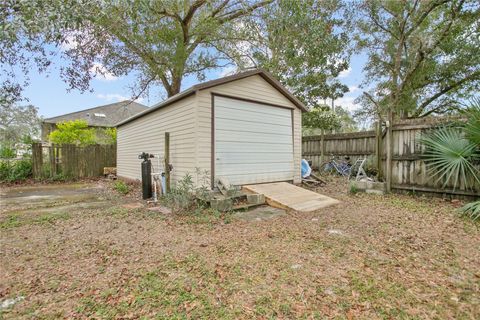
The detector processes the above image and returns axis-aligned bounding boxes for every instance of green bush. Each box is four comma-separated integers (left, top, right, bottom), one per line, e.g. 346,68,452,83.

0,146,16,158
114,180,129,194
0,158,32,182
164,173,196,211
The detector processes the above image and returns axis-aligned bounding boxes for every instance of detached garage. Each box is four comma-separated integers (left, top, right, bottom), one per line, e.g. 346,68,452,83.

116,69,306,189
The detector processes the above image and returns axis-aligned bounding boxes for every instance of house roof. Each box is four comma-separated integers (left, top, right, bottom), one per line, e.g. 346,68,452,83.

116,69,307,127
43,101,149,127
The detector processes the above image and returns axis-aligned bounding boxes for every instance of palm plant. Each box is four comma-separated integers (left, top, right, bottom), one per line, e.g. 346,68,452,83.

463,97,480,146
419,99,480,221
419,127,480,189
461,200,480,222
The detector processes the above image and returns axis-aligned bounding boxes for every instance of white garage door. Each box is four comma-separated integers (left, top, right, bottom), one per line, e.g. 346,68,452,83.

214,96,294,186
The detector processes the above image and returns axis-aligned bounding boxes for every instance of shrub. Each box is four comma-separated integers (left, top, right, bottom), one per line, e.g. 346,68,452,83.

0,146,16,158
0,158,32,182
114,181,129,194
49,120,96,145
164,173,196,211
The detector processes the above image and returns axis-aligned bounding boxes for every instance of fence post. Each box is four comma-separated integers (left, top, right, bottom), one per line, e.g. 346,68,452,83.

320,129,325,164
48,144,56,177
164,132,171,193
32,143,43,179
385,110,393,192
375,121,383,180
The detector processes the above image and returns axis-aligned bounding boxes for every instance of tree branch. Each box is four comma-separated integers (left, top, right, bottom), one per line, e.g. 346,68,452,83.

414,70,480,116
217,0,273,23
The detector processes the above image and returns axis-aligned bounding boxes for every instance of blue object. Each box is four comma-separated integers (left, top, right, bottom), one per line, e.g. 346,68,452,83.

301,159,312,178
161,174,166,194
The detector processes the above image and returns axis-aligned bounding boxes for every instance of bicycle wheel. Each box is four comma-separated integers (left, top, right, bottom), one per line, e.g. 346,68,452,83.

318,161,334,175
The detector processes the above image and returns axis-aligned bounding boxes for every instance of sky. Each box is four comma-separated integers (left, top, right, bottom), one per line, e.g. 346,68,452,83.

17,53,368,119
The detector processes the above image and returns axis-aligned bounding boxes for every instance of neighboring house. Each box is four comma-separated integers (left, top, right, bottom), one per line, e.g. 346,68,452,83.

116,69,306,189
41,101,149,142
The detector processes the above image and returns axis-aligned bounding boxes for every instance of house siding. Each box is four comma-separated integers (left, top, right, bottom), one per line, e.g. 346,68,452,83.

117,95,196,184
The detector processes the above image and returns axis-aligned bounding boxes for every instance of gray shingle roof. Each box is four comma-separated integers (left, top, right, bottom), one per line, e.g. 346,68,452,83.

43,101,149,127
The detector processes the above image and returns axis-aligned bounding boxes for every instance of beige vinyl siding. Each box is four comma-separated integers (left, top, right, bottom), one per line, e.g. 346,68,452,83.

117,95,196,184
195,74,302,186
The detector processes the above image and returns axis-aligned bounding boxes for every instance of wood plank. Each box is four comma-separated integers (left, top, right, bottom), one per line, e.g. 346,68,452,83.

243,182,339,213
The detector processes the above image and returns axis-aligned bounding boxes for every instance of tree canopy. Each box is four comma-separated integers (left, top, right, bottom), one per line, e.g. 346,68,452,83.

1,0,352,107
0,104,41,147
48,120,96,146
228,0,352,107
355,0,480,119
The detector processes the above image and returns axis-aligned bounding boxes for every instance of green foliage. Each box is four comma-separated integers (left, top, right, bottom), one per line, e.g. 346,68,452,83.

113,181,129,195
356,0,480,119
164,173,197,212
0,159,32,182
0,104,41,147
163,171,214,213
0,146,16,158
459,200,480,222
335,106,358,133
349,183,358,195
419,127,480,190
462,98,480,146
248,0,351,106
48,120,96,146
1,0,273,99
103,128,117,144
303,105,341,130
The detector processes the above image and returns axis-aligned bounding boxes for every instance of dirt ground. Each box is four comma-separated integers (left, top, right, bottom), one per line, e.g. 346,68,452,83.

0,178,479,319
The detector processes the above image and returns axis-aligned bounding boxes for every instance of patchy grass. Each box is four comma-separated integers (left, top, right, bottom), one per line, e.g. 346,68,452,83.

1,212,71,229
0,178,479,319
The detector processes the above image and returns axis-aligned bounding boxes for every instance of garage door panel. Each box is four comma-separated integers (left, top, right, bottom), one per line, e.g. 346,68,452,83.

215,110,291,126
215,97,292,118
215,143,292,153
215,96,294,185
216,131,292,144
222,172,294,186
216,161,294,173
215,119,292,135
216,152,292,163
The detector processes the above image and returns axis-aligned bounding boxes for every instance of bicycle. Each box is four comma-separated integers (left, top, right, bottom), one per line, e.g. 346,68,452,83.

318,155,352,177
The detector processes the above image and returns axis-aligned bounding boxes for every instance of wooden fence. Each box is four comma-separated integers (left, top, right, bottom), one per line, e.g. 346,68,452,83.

302,117,480,198
32,143,116,179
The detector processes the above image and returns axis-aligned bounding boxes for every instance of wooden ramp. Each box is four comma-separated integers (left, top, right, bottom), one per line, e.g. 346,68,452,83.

243,182,339,213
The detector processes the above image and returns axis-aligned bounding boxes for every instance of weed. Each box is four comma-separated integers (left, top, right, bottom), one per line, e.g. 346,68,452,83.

34,212,70,225
349,183,358,194
0,212,70,229
0,214,21,229
113,180,129,194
